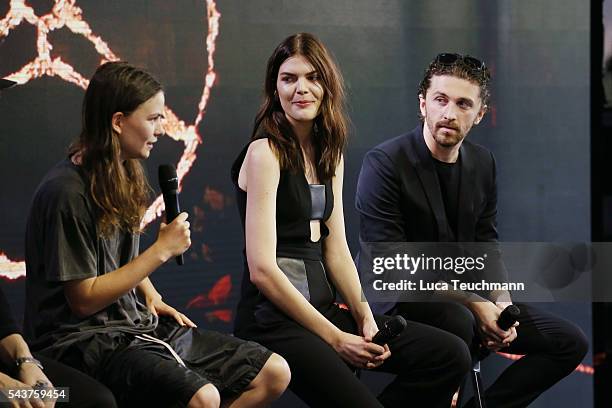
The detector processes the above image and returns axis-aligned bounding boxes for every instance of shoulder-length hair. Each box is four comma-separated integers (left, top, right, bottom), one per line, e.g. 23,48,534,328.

252,33,348,181
69,61,162,236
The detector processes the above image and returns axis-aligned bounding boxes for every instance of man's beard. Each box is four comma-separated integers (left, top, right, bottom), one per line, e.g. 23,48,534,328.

427,118,465,148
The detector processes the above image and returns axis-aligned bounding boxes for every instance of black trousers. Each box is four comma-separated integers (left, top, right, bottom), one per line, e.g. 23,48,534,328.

237,303,471,408
1,354,117,408
395,302,589,408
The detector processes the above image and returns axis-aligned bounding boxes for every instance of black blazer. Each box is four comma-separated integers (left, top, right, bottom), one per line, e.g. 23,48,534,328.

355,126,506,312
356,125,499,243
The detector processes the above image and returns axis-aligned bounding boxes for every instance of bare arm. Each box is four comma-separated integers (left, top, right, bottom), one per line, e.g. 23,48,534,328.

323,157,374,325
64,213,191,317
321,156,390,366
137,277,162,303
134,276,196,327
0,334,32,367
243,140,341,344
243,142,386,367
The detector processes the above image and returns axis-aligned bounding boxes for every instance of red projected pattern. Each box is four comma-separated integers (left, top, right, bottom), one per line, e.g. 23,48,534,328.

0,0,220,279
186,274,232,323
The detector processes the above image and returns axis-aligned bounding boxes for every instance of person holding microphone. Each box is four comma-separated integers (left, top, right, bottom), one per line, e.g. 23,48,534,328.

232,33,470,407
22,63,289,407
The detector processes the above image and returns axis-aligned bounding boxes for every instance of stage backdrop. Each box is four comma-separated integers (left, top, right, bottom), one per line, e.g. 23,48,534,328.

0,1,591,406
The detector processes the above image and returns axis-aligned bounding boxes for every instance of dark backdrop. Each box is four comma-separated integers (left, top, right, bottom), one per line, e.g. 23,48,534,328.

0,1,592,406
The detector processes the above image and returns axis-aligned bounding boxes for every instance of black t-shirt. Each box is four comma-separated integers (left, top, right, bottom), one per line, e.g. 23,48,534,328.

23,160,156,367
433,155,461,239
0,287,19,340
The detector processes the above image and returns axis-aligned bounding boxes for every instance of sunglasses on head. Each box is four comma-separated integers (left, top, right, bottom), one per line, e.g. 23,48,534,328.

434,53,486,71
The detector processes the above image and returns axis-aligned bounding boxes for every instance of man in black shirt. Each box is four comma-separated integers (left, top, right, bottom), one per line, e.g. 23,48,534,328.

356,54,588,407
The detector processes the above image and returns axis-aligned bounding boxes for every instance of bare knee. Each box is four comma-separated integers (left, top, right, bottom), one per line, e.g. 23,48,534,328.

252,353,291,398
188,383,220,408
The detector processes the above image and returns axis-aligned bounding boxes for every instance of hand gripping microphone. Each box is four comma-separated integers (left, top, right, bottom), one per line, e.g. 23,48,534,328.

497,304,520,330
476,304,521,362
158,164,184,266
372,315,407,346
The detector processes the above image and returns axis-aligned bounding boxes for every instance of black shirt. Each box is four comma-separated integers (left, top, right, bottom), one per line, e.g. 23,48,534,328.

433,154,461,240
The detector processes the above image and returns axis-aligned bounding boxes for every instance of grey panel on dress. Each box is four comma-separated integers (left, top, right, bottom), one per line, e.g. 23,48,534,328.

309,184,326,220
253,257,311,326
276,257,310,301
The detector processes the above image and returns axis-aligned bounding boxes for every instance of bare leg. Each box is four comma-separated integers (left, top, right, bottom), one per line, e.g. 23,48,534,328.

223,353,290,408
188,383,221,408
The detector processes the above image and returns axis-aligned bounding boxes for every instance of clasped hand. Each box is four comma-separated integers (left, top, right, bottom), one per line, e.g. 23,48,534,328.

472,301,519,351
332,316,391,369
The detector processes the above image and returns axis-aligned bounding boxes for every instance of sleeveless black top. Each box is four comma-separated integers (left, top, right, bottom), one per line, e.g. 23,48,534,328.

231,140,335,330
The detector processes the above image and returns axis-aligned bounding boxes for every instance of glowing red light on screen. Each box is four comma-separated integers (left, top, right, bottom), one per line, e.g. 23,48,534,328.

206,309,232,323
186,275,232,309
207,274,231,304
185,275,232,323
0,0,221,278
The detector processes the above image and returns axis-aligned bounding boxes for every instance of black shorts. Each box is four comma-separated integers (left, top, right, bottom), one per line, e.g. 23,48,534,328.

98,318,272,407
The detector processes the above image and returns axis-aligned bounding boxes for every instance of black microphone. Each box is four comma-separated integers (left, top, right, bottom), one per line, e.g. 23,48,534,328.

158,164,184,266
497,304,520,330
372,315,407,346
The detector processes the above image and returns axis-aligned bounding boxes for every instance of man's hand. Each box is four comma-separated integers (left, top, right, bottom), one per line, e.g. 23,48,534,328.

494,300,515,313
146,297,196,328
469,301,518,351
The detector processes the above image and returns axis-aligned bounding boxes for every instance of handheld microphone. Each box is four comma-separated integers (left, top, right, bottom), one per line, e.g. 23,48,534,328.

476,304,521,361
158,164,184,266
372,315,407,346
497,304,520,330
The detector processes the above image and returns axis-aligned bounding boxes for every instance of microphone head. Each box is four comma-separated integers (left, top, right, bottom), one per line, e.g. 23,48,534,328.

503,304,520,319
386,315,407,333
158,164,178,193
372,315,407,346
497,304,521,330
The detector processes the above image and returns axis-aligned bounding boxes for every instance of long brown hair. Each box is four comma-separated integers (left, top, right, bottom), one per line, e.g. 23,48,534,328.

252,33,348,181
69,61,162,236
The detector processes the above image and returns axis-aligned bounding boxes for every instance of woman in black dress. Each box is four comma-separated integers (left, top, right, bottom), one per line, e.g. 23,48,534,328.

232,33,472,407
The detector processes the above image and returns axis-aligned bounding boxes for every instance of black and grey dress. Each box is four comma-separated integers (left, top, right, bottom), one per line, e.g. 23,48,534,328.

231,139,473,408
232,140,336,331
